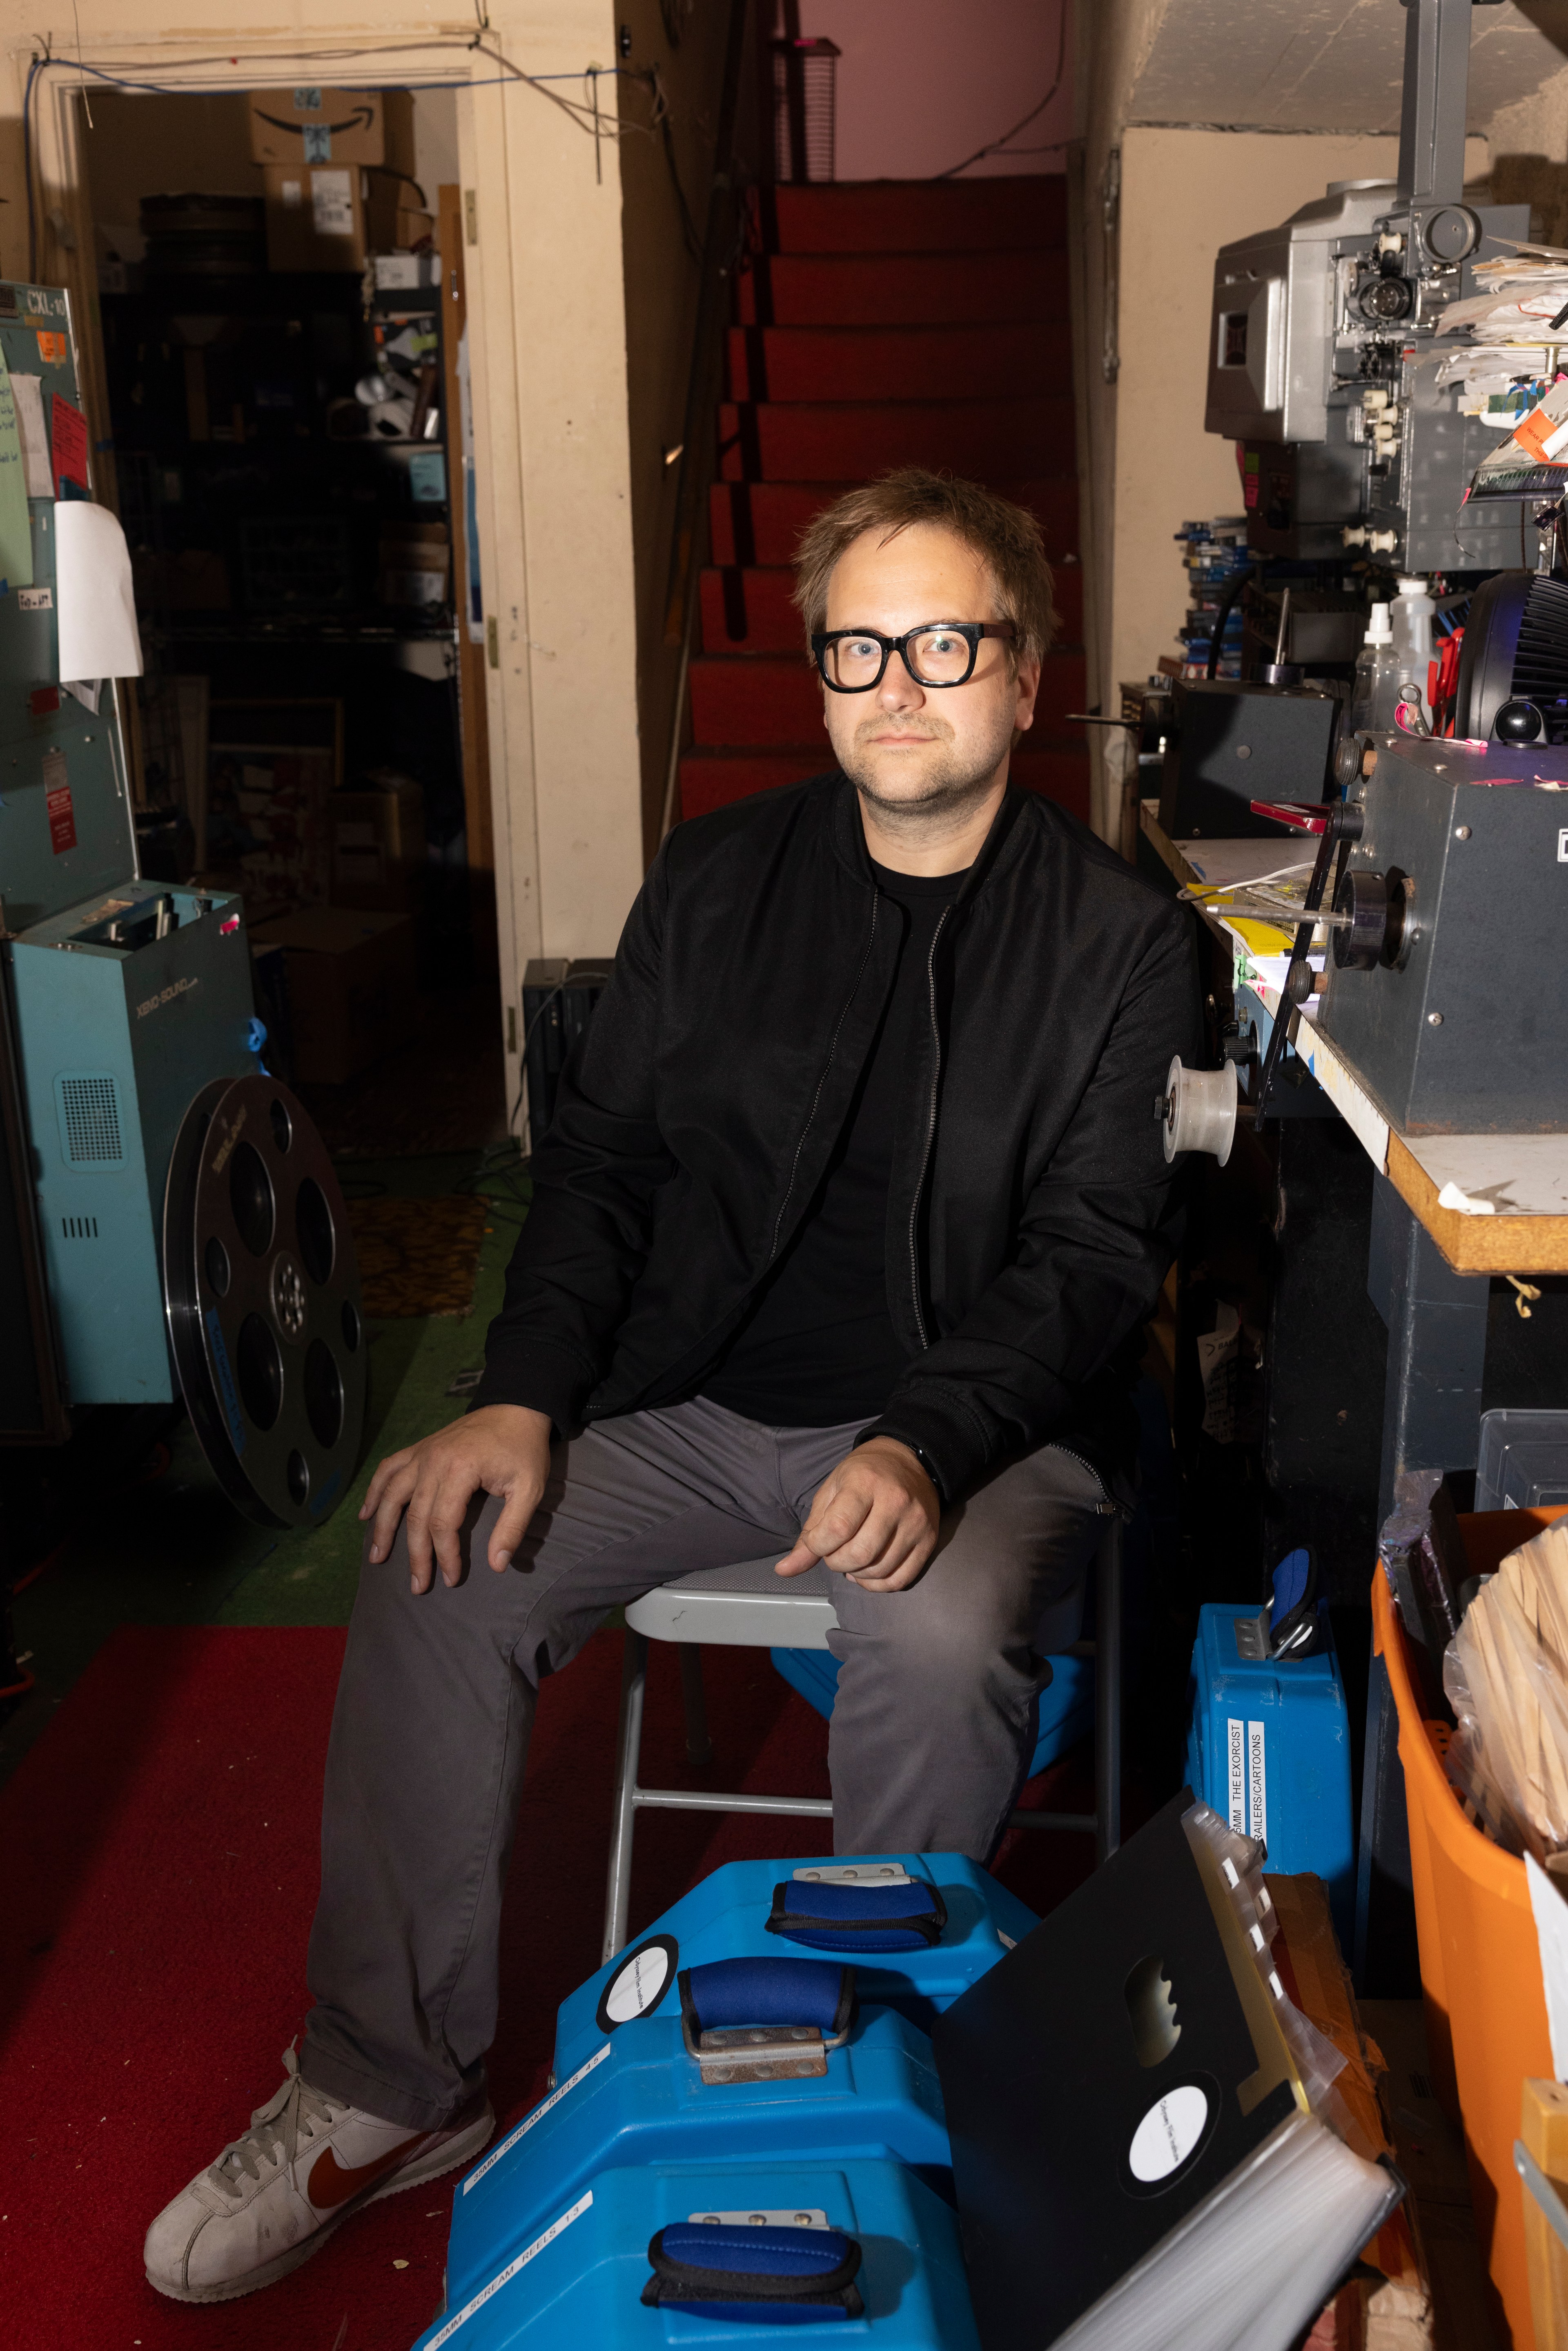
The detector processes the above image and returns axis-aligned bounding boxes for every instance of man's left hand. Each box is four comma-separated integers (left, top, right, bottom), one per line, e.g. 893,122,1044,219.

774,1438,940,1592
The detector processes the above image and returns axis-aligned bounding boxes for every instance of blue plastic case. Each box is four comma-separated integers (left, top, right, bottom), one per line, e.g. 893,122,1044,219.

1183,1602,1354,1939
771,1649,1094,1782
411,2158,979,2350
553,1855,1037,2086
446,1995,952,2311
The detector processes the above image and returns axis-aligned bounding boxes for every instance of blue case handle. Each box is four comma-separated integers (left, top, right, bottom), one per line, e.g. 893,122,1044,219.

680,1956,855,2037
642,2221,864,2321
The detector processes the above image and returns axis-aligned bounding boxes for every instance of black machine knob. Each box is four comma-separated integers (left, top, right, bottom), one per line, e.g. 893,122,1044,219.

1332,867,1414,971
1494,697,1544,743
1332,869,1392,969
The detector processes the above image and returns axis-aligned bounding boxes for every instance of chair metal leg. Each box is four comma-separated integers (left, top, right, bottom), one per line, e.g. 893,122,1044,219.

678,1643,713,1767
603,1629,649,1963
1095,1517,1123,1865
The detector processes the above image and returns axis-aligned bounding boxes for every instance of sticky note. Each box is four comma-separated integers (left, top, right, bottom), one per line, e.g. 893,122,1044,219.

35,330,66,364
51,393,88,496
43,746,75,853
408,450,447,503
0,352,36,588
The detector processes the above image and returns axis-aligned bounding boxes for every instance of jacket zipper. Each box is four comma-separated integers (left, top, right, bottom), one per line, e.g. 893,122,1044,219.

905,907,949,1350
1049,1444,1119,1513
768,893,880,1263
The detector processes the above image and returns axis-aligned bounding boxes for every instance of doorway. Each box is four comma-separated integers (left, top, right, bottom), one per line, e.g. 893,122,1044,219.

78,80,503,1155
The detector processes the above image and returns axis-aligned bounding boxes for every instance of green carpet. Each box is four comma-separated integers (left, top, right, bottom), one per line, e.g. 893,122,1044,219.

2,1148,528,1785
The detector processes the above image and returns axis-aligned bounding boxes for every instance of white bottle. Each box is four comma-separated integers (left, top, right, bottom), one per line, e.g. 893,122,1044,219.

1389,574,1436,728
1349,602,1404,735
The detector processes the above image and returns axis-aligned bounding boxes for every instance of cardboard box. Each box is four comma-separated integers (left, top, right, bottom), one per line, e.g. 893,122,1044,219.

248,86,414,174
263,163,368,271
249,906,415,1084
379,518,450,607
363,174,433,252
331,772,425,912
263,164,434,272
373,252,439,290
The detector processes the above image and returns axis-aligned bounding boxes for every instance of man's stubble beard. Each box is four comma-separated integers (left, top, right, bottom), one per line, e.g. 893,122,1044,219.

836,713,1014,833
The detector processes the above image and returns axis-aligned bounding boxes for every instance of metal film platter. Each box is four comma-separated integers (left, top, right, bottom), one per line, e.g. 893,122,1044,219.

163,1075,367,1529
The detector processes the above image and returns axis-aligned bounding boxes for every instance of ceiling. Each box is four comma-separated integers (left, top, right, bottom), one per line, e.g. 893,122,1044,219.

1129,0,1568,134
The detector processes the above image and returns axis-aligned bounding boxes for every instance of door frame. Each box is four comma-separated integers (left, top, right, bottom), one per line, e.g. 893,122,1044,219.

24,38,546,1125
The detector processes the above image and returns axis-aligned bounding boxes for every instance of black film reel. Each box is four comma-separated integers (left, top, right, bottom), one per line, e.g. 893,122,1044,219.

163,1075,367,1529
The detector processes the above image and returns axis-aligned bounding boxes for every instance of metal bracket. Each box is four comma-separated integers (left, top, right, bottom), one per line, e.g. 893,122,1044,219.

1516,2139,1568,2257
683,2020,837,2086
792,1863,911,1887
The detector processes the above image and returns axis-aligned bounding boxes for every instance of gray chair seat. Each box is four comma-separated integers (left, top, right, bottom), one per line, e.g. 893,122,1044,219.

625,1556,837,1648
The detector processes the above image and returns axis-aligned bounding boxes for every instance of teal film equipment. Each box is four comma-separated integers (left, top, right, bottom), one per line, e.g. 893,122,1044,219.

0,279,252,1406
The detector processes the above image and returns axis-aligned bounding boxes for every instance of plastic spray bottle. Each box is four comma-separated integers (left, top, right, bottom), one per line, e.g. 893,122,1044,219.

1390,574,1437,731
1349,602,1405,735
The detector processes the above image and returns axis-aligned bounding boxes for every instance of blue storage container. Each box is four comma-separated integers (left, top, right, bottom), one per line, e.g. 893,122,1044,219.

447,1963,951,2313
1183,1599,1354,1941
553,1854,1037,2086
411,2157,978,2350
771,1647,1094,1782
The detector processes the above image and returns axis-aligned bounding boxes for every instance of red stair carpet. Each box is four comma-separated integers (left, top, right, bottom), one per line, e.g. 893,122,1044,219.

681,176,1089,825
0,1622,1103,2351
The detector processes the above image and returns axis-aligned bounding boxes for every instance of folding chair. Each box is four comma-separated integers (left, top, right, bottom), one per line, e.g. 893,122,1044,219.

602,1518,1123,1960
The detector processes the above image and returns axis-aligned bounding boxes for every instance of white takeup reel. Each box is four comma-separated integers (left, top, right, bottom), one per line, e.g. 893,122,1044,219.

1157,1056,1238,1167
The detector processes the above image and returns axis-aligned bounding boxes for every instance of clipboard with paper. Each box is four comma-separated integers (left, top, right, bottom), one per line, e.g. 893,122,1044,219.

931,1795,1403,2351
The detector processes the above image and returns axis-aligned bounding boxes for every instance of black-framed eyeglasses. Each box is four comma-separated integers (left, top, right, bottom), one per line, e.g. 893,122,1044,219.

810,620,1017,693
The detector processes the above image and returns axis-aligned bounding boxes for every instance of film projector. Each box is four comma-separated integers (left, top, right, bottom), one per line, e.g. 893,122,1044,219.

0,277,364,1526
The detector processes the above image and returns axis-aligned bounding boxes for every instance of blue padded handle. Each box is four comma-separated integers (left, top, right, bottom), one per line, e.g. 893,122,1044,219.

659,2223,854,2280
642,2221,865,2322
782,1882,937,1923
682,1957,851,2035
765,1874,947,1954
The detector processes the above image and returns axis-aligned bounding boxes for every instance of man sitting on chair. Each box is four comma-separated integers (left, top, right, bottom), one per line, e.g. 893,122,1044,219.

146,467,1199,2303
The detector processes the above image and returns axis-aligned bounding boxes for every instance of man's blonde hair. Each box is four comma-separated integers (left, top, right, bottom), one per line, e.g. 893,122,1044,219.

791,468,1056,668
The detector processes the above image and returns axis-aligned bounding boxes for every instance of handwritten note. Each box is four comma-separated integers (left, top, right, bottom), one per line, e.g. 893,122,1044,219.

0,352,35,588
51,393,88,497
10,372,52,498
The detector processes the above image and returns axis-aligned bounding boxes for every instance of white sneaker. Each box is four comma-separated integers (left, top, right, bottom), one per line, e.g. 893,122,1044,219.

144,2046,494,2304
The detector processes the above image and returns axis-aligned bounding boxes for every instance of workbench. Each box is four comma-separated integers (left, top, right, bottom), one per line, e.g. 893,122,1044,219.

1142,798,1565,1992
1141,801,1568,1278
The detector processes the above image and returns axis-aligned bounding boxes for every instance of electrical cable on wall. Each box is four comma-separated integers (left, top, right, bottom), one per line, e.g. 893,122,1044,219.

935,5,1068,181
22,36,681,278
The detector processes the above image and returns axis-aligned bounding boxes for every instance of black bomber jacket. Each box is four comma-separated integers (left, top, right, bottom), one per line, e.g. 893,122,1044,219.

474,771,1202,1502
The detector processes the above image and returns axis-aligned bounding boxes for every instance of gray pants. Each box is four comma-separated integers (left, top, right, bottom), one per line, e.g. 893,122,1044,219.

302,1397,1110,2129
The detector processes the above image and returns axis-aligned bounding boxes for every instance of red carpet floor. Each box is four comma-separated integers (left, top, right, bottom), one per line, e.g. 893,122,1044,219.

0,1623,1102,2351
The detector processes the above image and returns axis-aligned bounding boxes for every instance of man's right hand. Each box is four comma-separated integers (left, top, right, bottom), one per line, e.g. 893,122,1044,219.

359,1404,555,1593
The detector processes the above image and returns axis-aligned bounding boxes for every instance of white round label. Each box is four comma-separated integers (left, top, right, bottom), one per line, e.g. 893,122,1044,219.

1128,2084,1210,2183
604,1943,671,2023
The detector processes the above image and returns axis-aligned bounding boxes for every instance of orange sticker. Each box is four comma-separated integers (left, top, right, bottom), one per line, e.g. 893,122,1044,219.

35,330,65,363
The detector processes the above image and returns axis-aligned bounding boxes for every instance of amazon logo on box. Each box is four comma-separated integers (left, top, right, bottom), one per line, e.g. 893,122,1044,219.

246,86,414,174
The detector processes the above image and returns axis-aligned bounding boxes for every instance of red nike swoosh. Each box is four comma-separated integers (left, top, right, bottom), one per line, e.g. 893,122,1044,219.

308,2132,424,2211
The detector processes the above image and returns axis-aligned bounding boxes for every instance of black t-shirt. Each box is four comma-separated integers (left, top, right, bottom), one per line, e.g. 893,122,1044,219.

699,858,969,1427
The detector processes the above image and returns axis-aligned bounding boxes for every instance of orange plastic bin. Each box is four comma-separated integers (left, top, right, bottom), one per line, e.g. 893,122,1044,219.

1375,1508,1566,2349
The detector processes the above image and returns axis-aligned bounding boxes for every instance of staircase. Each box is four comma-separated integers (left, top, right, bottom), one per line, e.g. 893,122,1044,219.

679,176,1087,823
